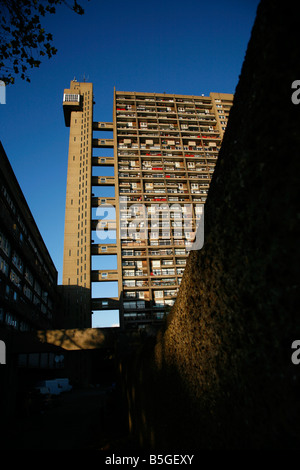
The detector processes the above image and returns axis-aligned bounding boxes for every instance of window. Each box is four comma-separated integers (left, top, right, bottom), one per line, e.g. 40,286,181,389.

124,301,136,310
34,281,41,295
63,93,80,102
122,249,134,256
125,291,136,298
154,290,163,298
0,231,10,257
162,260,173,266
124,270,135,277
23,285,32,301
164,290,176,297
10,270,21,288
123,280,135,287
5,312,18,329
162,268,175,275
152,260,161,268
0,256,9,276
24,267,33,286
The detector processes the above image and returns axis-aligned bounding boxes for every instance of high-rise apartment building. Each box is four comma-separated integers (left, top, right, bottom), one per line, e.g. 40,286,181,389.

62,81,233,329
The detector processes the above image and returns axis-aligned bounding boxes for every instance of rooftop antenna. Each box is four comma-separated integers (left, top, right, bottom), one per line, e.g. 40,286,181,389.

83,73,89,83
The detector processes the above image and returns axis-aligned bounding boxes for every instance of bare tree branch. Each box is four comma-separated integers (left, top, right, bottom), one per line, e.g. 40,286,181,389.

0,0,88,84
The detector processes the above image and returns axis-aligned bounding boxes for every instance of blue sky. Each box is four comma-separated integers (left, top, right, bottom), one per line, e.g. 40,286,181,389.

0,0,260,327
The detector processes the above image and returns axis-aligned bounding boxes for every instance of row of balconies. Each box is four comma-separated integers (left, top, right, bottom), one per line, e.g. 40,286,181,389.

121,238,192,247
118,181,209,190
118,111,213,118
117,99,212,106
122,268,185,278
121,248,186,257
118,190,208,198
117,116,217,126
118,160,216,169
120,211,198,219
116,96,212,105
118,136,220,145
118,155,215,163
123,258,186,268
124,289,178,300
116,98,213,106
117,150,219,158
99,172,212,183
123,302,176,313
117,132,220,142
123,313,166,323
116,114,217,125
118,144,219,152
119,195,206,203
91,270,184,285
123,278,180,288
118,194,206,203
116,110,216,120
118,168,213,176
117,123,218,133
118,103,214,113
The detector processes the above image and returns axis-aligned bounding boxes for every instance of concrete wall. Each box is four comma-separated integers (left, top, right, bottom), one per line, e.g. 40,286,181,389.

122,0,300,450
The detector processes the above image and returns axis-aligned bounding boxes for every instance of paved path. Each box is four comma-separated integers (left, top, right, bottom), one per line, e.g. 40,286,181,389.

3,387,132,450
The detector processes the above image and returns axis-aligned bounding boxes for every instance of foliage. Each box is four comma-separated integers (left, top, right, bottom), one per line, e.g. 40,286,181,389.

0,0,87,84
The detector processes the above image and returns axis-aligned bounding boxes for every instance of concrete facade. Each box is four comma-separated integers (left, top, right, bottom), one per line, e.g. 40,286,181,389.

0,142,58,332
62,81,93,328
62,84,233,329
